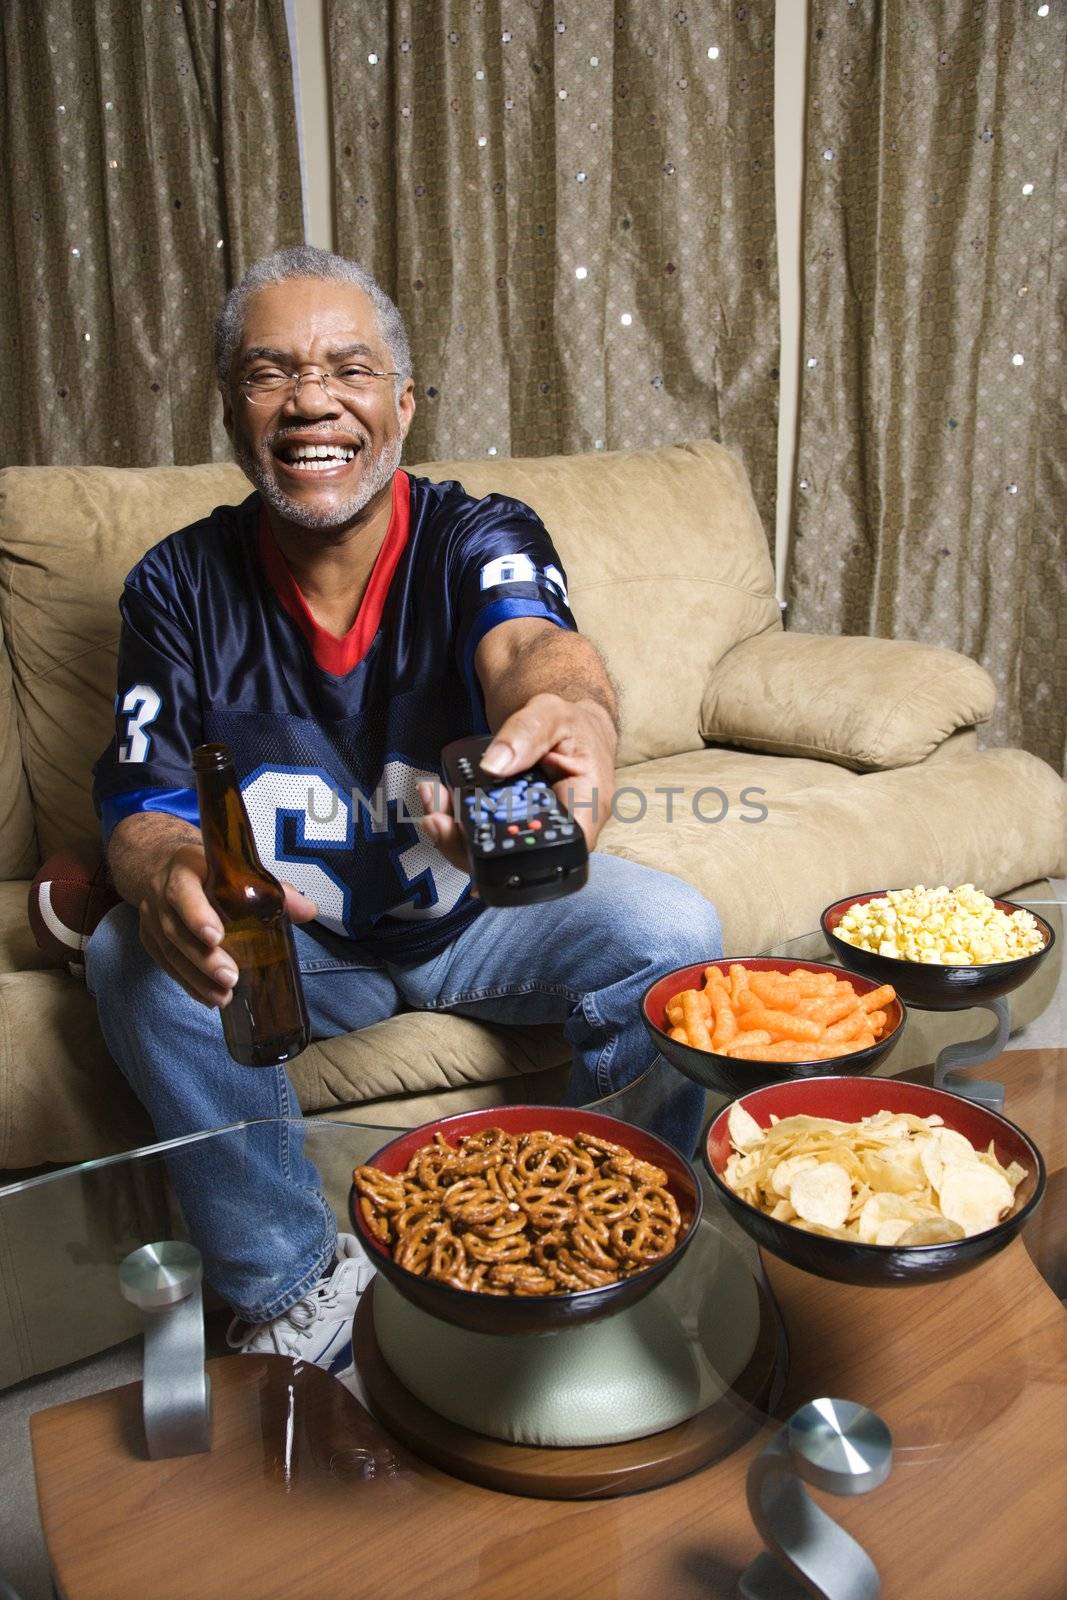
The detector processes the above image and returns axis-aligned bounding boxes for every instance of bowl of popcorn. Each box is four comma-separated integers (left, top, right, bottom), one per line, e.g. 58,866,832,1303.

821,886,1055,1009
705,1076,1045,1286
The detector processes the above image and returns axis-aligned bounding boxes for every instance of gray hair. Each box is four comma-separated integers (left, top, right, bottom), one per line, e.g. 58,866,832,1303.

213,245,412,394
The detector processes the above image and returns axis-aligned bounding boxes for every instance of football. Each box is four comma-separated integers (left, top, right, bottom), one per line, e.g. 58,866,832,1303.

28,843,121,971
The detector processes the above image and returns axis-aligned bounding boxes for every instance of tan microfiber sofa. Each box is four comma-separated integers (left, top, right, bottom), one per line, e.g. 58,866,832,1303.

1,439,1065,1177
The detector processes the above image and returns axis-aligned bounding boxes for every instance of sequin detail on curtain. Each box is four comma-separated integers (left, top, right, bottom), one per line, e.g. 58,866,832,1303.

0,0,304,467
327,0,780,542
789,0,1067,773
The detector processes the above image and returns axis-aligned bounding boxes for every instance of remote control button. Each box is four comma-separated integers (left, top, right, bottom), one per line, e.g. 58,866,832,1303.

506,874,522,888
479,840,495,852
560,824,575,837
543,829,557,841
502,838,516,850
528,819,542,831
506,824,520,835
523,835,536,845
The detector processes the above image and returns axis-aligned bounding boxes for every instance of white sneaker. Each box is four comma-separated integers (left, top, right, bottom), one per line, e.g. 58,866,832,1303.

226,1232,376,1390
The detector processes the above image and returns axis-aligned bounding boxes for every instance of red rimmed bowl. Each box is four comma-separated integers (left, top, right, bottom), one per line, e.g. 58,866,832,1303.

705,1077,1045,1287
348,1105,703,1335
642,957,906,1099
821,891,1056,1010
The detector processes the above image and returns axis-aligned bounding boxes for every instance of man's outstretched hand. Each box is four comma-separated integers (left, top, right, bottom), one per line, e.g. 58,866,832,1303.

418,692,617,880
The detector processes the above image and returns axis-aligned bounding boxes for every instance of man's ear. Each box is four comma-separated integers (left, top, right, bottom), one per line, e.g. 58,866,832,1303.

397,377,416,439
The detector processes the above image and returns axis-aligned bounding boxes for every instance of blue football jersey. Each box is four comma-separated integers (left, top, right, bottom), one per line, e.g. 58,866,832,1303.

93,470,576,963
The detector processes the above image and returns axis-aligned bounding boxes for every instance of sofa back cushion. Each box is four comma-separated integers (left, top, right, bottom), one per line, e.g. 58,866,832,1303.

0,440,777,857
0,464,248,860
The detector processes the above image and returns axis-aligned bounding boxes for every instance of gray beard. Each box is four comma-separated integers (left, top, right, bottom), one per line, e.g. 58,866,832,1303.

234,431,404,530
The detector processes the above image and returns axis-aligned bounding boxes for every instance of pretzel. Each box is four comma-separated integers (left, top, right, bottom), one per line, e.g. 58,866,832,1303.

354,1126,686,1298
353,1167,406,1213
610,1213,677,1264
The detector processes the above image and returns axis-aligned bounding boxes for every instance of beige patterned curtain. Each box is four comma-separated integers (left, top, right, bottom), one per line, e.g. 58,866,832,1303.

789,1,1067,774
0,0,304,468
327,0,780,538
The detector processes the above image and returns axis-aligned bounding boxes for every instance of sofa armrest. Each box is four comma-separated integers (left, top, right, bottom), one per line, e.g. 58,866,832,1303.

699,631,996,772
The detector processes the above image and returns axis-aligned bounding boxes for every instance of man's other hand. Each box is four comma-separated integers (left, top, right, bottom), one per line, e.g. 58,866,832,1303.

138,842,318,1008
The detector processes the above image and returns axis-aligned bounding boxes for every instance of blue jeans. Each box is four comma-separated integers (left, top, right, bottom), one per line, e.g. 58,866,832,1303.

86,852,721,1321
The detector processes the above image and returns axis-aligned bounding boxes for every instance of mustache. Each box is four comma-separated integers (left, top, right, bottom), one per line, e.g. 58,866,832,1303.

263,424,370,452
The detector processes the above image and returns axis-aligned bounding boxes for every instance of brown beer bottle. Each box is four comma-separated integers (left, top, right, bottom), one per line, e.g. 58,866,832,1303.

193,743,310,1066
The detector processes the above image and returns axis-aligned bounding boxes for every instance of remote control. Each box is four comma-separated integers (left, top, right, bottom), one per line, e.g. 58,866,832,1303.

440,735,589,906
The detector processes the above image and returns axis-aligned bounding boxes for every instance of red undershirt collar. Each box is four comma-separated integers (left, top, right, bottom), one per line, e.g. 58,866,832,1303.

256,470,411,676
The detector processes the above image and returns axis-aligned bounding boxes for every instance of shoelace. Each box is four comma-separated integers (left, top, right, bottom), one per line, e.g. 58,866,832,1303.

226,1276,343,1356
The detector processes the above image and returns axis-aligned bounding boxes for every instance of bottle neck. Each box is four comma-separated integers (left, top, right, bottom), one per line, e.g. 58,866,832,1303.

195,759,264,876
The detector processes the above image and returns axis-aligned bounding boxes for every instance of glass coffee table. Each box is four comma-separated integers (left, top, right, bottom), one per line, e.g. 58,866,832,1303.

1,896,1064,1600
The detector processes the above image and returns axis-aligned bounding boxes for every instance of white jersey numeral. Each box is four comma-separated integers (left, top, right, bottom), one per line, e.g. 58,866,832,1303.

239,761,468,935
378,759,470,921
118,685,162,763
241,769,353,936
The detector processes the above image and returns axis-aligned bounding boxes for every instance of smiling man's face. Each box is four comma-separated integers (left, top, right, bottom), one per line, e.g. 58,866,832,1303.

223,276,415,533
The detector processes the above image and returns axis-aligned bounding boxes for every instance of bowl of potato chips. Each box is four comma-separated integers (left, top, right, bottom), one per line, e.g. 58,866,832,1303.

705,1077,1044,1285
643,957,906,1098
822,887,1055,1009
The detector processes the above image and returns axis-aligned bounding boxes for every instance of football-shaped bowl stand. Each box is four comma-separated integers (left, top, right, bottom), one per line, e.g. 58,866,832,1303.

353,1214,789,1499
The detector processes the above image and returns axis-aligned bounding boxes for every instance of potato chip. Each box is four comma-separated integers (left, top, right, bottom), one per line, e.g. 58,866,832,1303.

727,1101,765,1154
856,1192,931,1244
790,1162,852,1229
920,1127,980,1193
938,1163,1015,1236
770,1154,819,1198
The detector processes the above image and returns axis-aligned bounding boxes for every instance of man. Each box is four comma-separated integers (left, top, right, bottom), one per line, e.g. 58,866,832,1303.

86,246,722,1383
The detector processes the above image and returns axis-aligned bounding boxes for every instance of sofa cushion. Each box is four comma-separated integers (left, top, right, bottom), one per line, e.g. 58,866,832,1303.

0,463,249,859
601,745,1067,954
0,440,778,854
416,440,781,766
0,611,37,880
700,631,997,771
0,969,569,1167
0,880,49,972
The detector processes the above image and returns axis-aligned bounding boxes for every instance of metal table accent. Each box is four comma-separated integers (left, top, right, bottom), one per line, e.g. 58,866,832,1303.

931,996,1009,1110
740,1398,892,1600
118,1241,212,1459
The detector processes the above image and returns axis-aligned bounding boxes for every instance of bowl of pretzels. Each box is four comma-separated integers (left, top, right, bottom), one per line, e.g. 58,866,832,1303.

349,1106,703,1335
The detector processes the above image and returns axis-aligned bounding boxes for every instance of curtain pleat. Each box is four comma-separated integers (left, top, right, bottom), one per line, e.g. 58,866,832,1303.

0,0,304,467
327,0,780,540
790,0,1067,773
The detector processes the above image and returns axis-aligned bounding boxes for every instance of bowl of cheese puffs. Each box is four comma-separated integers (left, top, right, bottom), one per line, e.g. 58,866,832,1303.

705,1076,1045,1285
643,957,906,1098
821,886,1055,1009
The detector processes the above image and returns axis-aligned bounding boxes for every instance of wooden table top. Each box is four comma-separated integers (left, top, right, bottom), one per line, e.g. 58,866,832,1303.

31,1048,1067,1600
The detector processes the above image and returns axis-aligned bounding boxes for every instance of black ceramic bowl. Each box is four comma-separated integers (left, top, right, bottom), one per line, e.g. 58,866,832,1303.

821,891,1055,1011
348,1105,702,1335
705,1076,1045,1287
642,957,906,1099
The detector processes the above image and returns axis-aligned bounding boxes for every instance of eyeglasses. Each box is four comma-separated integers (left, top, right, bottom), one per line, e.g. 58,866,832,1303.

238,364,400,406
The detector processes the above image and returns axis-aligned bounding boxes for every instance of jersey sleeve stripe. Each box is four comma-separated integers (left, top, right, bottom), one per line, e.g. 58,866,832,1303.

460,599,574,701
100,786,200,843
